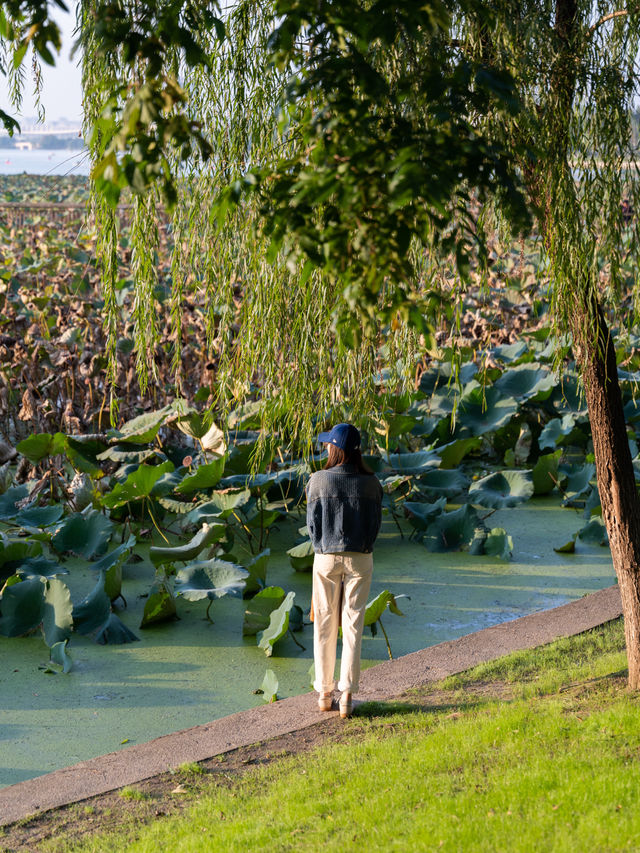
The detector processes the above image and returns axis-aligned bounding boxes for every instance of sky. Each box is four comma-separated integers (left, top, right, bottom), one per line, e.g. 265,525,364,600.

0,9,83,125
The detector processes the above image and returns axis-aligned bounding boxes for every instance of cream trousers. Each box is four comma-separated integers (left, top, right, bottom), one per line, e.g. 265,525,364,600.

312,551,373,694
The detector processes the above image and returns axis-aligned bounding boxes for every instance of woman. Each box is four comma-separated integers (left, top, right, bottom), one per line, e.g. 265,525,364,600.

306,423,383,718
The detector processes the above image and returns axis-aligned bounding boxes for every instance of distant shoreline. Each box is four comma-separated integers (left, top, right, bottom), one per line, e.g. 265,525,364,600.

0,148,89,177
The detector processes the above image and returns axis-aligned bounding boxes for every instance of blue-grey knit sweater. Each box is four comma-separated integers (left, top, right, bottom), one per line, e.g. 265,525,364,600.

306,463,383,554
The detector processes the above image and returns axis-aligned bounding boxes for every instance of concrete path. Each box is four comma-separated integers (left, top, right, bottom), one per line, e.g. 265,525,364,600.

0,584,623,828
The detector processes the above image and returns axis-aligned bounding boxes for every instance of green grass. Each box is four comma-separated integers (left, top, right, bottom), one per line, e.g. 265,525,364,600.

59,619,640,852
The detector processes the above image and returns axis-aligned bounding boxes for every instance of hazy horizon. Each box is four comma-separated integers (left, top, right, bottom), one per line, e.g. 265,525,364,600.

0,9,82,127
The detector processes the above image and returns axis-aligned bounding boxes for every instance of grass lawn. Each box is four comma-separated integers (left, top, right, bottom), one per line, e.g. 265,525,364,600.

9,618,640,852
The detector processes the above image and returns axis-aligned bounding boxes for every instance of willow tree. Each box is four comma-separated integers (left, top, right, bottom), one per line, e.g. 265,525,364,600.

5,1,640,683
453,2,640,687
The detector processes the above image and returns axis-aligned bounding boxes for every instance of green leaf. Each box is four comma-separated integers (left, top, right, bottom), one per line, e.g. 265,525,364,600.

257,591,296,656
455,384,519,437
42,577,73,647
73,575,111,635
0,485,30,520
243,586,286,636
418,469,468,498
0,537,42,569
14,504,64,528
286,539,315,572
174,559,249,601
364,590,406,626
404,498,447,531
140,580,177,627
95,613,140,644
175,458,226,494
244,549,270,596
435,437,482,469
260,669,279,703
0,575,45,636
150,522,226,566
493,364,556,401
91,535,136,602
14,556,68,579
16,432,67,464
539,414,578,450
102,461,175,508
554,535,576,554
424,504,479,552
385,450,440,475
483,528,514,561
186,490,250,521
107,405,175,444
49,639,72,673
51,510,115,558
561,464,596,505
468,471,534,509
531,450,562,495
577,518,609,546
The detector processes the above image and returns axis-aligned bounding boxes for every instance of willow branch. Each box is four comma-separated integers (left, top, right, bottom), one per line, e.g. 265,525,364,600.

587,10,628,39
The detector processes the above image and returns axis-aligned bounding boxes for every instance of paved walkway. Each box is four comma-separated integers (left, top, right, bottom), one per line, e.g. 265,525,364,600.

0,584,623,827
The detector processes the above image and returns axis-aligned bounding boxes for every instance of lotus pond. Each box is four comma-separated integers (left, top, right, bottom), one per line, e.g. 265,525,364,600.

0,342,626,789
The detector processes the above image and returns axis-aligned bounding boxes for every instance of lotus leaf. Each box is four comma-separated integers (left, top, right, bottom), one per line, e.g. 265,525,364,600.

95,613,140,644
159,497,194,515
259,669,278,703
491,341,528,362
225,439,261,475
257,591,296,656
493,364,556,401
436,437,482,469
97,446,160,464
551,372,587,416
51,510,114,558
0,485,30,520
49,639,72,673
375,413,421,441
140,580,177,627
64,437,105,476
0,575,45,636
538,414,578,450
532,451,562,495
554,536,576,553
468,471,534,508
0,537,42,568
245,505,282,531
16,431,67,464
227,401,263,430
455,384,519,437
244,549,270,596
287,539,315,572
418,469,468,498
577,518,609,546
175,457,226,494
102,461,175,508
14,504,64,528
175,558,249,604
92,535,136,602
386,450,440,475
483,528,514,560
73,575,111,635
15,555,68,578
404,498,447,530
424,504,479,552
150,522,226,566
364,590,406,626
243,586,286,635
42,577,73,646
219,473,277,491
191,490,251,520
418,360,478,395
107,404,175,444
560,464,596,504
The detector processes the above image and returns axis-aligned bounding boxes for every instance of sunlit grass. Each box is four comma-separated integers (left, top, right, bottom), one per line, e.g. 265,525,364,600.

57,619,640,853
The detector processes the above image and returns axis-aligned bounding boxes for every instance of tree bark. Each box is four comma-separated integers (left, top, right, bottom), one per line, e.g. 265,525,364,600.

571,299,640,688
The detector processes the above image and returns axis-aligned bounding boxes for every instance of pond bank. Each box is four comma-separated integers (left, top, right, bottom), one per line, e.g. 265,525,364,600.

0,583,622,828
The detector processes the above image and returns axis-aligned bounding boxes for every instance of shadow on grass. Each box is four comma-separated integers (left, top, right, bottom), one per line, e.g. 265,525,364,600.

353,697,486,719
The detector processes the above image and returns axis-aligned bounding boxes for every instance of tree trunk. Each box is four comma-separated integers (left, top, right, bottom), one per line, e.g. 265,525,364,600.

571,298,640,688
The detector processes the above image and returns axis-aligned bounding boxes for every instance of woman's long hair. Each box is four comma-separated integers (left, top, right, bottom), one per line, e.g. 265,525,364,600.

324,444,374,474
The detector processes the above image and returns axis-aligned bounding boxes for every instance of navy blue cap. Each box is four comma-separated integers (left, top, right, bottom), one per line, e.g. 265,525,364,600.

317,423,361,453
